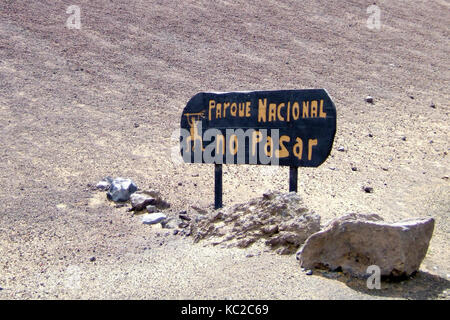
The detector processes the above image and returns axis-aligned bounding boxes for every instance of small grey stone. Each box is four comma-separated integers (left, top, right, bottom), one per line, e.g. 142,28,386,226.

351,167,357,171
90,257,96,262
146,205,157,213
179,214,191,221
161,218,180,229
365,96,374,104
305,270,313,276
363,186,374,193
179,221,190,229
337,146,345,152
96,176,113,191
191,206,208,215
107,178,138,202
130,193,156,211
401,136,407,141
142,213,167,225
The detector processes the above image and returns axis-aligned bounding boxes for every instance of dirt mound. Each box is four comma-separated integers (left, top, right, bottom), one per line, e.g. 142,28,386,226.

190,191,321,254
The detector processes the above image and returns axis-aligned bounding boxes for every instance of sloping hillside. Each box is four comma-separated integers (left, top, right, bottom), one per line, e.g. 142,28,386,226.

0,0,448,299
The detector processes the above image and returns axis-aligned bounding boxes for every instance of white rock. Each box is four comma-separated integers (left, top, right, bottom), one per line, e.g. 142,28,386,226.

142,213,167,225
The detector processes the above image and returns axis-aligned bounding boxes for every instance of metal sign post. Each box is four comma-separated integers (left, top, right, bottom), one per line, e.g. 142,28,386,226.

214,164,223,209
289,166,298,193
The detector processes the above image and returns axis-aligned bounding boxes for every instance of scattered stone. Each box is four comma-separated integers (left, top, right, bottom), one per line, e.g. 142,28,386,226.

146,205,157,213
161,217,182,229
194,214,209,223
305,270,313,276
368,133,373,138
365,96,374,104
337,146,345,152
142,212,167,225
351,167,358,172
401,136,407,141
107,178,138,202
409,95,414,100
190,191,321,254
143,190,171,209
179,213,191,221
296,213,435,278
173,229,179,235
179,221,190,229
89,257,96,262
96,176,113,191
130,192,156,211
134,123,140,128
363,186,374,193
430,102,436,109
191,206,208,215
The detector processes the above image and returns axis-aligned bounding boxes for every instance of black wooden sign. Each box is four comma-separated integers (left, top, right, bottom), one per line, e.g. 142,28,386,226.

180,89,337,208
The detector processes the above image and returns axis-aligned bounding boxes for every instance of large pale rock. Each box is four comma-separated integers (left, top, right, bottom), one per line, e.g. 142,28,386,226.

107,178,138,202
191,191,321,254
296,213,435,278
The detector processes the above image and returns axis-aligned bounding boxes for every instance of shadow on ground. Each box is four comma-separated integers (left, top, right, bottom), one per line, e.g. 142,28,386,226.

314,270,450,300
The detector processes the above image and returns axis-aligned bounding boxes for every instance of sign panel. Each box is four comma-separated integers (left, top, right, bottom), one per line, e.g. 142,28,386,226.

180,89,336,167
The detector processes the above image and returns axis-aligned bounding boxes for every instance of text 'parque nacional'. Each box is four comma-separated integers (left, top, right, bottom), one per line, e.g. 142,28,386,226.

180,89,336,167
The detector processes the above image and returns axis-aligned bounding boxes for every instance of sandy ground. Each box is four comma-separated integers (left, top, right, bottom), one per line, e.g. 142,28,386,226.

0,0,449,299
